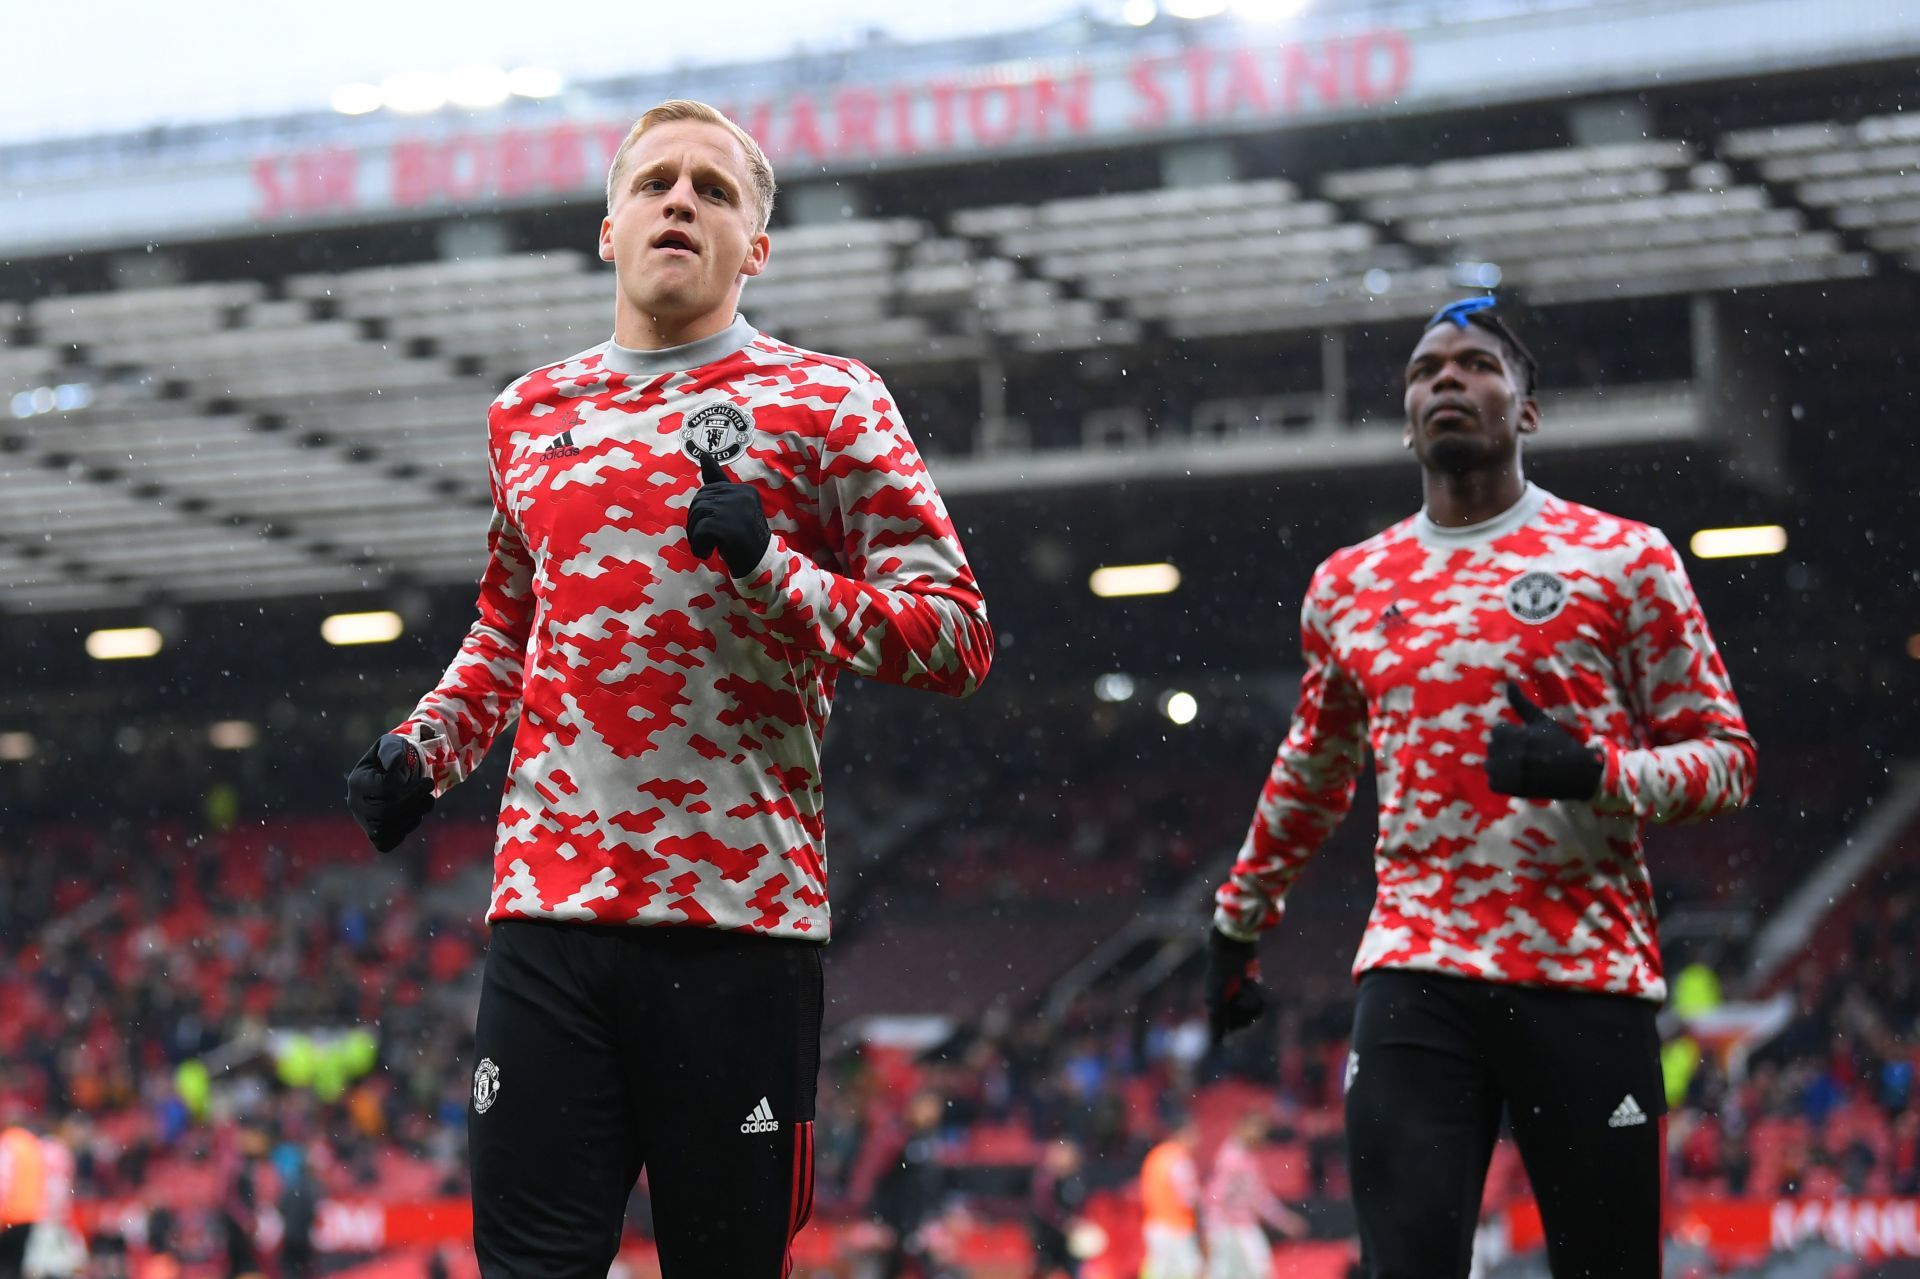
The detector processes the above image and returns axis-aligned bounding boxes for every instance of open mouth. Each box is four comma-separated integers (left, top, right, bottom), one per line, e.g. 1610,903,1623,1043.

652,230,697,256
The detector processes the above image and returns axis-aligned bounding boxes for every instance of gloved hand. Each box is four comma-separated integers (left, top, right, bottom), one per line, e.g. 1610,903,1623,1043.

1486,684,1604,800
686,455,770,577
1205,928,1268,1045
346,733,435,852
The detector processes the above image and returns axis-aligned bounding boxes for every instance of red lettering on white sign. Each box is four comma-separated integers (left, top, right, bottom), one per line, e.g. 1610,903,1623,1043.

1033,70,1093,136
250,33,1414,222
314,1201,386,1253
253,148,358,219
967,82,1025,148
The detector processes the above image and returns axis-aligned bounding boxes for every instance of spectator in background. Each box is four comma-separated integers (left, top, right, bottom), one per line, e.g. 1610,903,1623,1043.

0,1124,44,1279
1204,1111,1306,1279
276,1152,317,1279
1139,1118,1203,1279
217,1163,262,1279
1028,1138,1087,1279
872,1092,950,1279
139,1207,179,1279
19,1127,84,1279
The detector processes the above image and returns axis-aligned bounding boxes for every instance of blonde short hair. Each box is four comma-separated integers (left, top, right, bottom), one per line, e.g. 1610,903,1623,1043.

605,100,777,234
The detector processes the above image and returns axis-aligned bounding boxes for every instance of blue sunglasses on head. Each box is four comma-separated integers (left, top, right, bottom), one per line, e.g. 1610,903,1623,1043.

1427,296,1498,330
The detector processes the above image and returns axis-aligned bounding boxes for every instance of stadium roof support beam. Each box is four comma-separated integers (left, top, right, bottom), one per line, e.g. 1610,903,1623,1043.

1712,135,1909,282
1159,140,1238,190
1742,763,1920,995
1691,293,1789,498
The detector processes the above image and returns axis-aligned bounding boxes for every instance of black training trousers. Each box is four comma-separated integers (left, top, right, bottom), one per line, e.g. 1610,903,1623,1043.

1343,969,1666,1278
467,920,824,1279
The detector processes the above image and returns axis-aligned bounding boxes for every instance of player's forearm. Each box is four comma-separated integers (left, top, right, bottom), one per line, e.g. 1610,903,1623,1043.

1595,731,1756,823
396,620,528,792
396,534,533,792
732,538,994,696
1214,718,1365,938
394,507,534,792
1214,778,1357,939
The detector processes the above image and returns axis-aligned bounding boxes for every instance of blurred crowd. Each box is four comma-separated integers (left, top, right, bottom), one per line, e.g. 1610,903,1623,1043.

0,708,1910,1276
1664,867,1920,1202
0,817,482,1271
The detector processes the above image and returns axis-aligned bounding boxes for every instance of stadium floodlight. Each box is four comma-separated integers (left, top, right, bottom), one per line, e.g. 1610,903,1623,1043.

1094,673,1137,703
209,720,259,751
382,71,449,115
0,732,34,762
1164,0,1229,17
1233,0,1311,19
507,67,566,99
331,83,384,116
8,384,90,418
1089,562,1181,598
85,626,163,660
448,67,512,110
1689,525,1788,559
1452,261,1504,289
322,610,405,646
1121,0,1158,24
1161,691,1199,725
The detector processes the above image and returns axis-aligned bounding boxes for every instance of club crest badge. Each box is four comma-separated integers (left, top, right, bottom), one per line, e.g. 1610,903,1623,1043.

680,402,754,466
472,1058,500,1114
1505,570,1569,623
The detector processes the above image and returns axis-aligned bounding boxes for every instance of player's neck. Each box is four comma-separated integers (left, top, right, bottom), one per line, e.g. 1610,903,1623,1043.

614,301,739,351
1422,465,1527,528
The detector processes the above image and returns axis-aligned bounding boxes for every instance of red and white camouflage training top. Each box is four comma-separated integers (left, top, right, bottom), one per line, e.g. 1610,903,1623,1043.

1204,1137,1292,1232
395,316,992,939
1214,484,1755,1000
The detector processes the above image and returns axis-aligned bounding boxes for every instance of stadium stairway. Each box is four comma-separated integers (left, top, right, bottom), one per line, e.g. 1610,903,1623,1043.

1743,760,1920,994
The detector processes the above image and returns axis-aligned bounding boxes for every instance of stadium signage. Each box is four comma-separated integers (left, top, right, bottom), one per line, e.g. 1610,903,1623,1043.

250,31,1412,221
1508,1197,1920,1261
10,0,1915,258
1770,1199,1920,1257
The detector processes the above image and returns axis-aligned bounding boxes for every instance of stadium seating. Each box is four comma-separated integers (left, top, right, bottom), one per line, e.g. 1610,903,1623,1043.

1723,110,1920,269
6,112,1912,615
955,178,1425,339
30,281,267,348
0,739,1911,1279
1326,139,1875,302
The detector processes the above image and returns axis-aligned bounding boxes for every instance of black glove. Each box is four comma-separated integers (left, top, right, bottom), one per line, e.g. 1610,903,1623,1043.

1486,684,1604,801
1205,928,1268,1045
345,733,435,852
686,455,770,577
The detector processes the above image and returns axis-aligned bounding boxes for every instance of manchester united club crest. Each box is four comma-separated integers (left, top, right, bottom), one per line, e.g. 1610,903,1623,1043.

472,1058,500,1114
680,402,754,466
1505,570,1569,624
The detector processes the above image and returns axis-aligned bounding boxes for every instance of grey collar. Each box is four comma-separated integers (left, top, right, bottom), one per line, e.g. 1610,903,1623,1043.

599,315,757,377
1414,482,1551,548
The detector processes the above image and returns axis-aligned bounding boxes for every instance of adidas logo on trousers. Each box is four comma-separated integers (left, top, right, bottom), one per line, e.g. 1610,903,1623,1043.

1608,1094,1649,1128
740,1097,780,1134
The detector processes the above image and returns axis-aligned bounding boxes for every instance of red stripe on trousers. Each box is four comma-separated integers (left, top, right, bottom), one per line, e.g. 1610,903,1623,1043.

1657,1112,1668,1270
783,1121,815,1278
